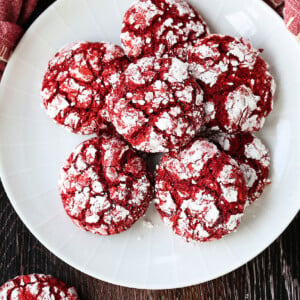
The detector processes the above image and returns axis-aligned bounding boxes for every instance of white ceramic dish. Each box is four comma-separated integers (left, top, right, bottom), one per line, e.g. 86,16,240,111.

0,0,299,289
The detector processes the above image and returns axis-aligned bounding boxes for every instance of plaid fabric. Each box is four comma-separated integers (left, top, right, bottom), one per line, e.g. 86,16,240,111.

0,0,37,79
285,0,300,38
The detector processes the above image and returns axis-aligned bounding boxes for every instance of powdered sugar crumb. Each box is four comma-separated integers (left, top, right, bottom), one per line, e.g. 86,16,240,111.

46,94,69,118
142,219,154,229
225,85,261,132
226,214,243,231
155,112,173,131
240,163,257,188
164,58,188,83
204,101,216,121
244,137,269,166
228,39,259,69
165,140,218,179
217,164,239,203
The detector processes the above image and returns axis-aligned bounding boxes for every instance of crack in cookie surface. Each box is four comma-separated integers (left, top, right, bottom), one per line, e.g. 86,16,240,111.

121,0,209,61
0,274,79,300
42,42,130,134
155,138,247,242
188,34,276,133
59,134,153,235
107,57,205,153
205,131,271,206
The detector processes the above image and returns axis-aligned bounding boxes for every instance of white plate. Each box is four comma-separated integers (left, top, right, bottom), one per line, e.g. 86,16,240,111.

0,0,299,290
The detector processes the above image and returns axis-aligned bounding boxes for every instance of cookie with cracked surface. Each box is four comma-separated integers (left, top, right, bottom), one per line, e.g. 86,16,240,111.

41,42,130,134
188,34,276,133
107,56,205,153
206,131,271,206
155,138,247,242
59,134,153,235
0,274,79,300
121,0,209,61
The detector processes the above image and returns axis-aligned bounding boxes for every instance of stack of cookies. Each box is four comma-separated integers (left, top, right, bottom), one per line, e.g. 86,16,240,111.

41,0,275,243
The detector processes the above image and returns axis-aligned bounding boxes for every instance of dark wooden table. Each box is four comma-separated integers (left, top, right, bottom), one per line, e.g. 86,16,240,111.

0,183,299,299
1,1,299,299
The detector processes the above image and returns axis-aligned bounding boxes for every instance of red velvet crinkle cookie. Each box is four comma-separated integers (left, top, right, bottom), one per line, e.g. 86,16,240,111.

0,274,79,300
188,34,276,133
107,57,205,153
121,0,209,61
41,42,130,134
155,138,247,242
59,134,153,235
207,131,271,206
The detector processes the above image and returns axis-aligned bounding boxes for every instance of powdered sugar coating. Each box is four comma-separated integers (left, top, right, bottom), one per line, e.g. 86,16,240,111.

107,57,205,153
59,134,153,235
188,34,276,133
224,85,263,132
207,131,271,205
41,42,129,134
0,274,79,300
155,138,247,242
121,0,209,61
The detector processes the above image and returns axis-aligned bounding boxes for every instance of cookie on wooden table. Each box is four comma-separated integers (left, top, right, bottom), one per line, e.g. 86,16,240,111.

0,274,79,299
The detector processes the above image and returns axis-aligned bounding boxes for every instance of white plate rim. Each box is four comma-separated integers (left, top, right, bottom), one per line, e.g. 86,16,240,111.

0,0,299,289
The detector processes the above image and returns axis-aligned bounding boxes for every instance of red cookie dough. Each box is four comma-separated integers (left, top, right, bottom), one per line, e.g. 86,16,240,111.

188,34,276,133
207,131,271,205
41,42,130,134
107,57,205,153
0,274,79,300
155,138,247,242
59,134,153,235
121,0,209,61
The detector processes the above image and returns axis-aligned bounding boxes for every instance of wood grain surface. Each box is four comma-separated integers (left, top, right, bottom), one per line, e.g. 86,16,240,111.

0,1,299,299
0,183,299,299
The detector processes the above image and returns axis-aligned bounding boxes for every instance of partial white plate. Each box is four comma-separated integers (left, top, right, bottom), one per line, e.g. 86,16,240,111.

0,0,299,289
